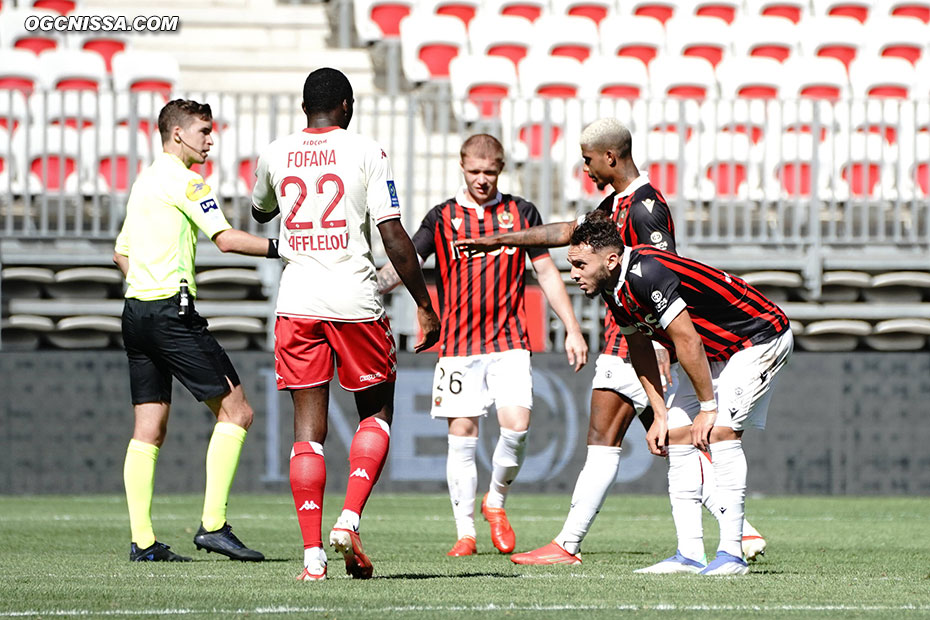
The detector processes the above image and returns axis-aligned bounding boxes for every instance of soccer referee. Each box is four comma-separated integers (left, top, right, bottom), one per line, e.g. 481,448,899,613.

113,99,278,562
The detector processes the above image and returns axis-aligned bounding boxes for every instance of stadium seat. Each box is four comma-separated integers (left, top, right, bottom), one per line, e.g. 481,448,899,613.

449,55,518,121
354,0,415,43
29,90,100,129
877,0,930,22
910,132,930,196
85,126,151,194
399,14,467,83
627,0,680,24
664,15,731,67
642,130,698,198
482,0,548,21
417,0,481,28
30,0,79,14
16,125,83,193
111,51,180,98
500,97,571,162
795,319,870,351
0,9,61,55
739,270,803,301
865,271,930,302
864,15,929,65
46,266,123,299
206,316,265,351
1,266,55,299
811,0,872,22
804,270,872,301
598,15,666,67
781,56,849,101
529,15,599,62
0,89,29,131
38,49,107,92
765,131,828,198
579,55,649,100
0,49,42,95
195,268,263,301
649,56,718,100
518,54,583,99
705,99,769,145
865,318,930,351
550,0,614,24
799,16,865,71
847,98,905,145
698,132,758,199
834,132,896,199
109,92,162,135
744,0,807,22
0,314,54,350
211,124,272,197
716,56,785,100
642,98,704,139
730,15,800,62
849,57,916,100
73,29,129,73
47,315,122,349
690,0,741,22
468,14,534,68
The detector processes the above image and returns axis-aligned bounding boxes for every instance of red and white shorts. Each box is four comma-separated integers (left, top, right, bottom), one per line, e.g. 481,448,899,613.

274,315,397,392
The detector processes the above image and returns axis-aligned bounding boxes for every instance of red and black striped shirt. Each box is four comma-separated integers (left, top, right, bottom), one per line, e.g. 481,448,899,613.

607,246,789,362
591,176,676,358
412,192,548,358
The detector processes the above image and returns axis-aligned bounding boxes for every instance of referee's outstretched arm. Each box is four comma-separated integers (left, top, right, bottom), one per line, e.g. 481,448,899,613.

213,228,279,258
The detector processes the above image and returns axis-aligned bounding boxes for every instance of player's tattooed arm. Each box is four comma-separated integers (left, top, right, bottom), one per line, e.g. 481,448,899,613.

454,221,576,253
376,262,403,294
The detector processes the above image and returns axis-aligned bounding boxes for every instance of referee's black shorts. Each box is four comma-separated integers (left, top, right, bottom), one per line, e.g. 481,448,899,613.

121,295,241,405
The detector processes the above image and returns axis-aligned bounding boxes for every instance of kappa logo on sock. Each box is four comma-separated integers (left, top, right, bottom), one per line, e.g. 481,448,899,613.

299,500,321,511
350,468,371,480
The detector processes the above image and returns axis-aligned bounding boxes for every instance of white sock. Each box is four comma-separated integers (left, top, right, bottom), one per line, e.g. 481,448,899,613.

486,427,528,509
700,450,759,540
335,509,360,532
303,545,327,568
447,435,478,540
555,445,621,555
708,440,747,558
667,444,705,563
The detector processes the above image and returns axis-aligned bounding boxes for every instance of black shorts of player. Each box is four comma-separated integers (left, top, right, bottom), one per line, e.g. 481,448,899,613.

121,294,240,405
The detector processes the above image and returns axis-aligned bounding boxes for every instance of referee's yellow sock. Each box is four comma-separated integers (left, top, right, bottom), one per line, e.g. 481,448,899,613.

201,422,247,531
124,439,159,549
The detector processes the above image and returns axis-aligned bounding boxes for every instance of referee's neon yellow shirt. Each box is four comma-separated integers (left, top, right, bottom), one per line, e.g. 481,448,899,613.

115,152,231,301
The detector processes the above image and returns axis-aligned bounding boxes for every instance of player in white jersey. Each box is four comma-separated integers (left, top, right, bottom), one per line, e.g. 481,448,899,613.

252,68,440,582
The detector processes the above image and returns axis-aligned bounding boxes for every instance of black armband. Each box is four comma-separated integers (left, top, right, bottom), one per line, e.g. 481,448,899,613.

266,238,280,259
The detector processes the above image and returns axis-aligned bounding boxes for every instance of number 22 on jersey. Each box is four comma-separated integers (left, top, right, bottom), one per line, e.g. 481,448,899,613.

281,174,347,230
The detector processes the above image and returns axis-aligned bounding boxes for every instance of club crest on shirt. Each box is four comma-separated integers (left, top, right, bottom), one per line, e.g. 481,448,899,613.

642,198,655,213
497,210,514,229
186,179,211,201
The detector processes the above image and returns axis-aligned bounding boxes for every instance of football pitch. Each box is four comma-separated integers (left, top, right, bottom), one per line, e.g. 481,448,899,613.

1,493,928,619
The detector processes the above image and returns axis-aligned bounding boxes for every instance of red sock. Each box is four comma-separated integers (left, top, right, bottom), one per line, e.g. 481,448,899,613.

290,442,326,549
343,417,390,516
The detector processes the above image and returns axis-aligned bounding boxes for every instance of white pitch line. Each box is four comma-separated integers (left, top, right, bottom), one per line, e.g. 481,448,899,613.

3,603,930,617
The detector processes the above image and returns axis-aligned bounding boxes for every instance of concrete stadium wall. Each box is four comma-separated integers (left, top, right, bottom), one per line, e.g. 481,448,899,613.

1,351,929,496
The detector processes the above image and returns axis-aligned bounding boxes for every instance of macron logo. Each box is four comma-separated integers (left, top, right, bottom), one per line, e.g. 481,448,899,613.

299,500,321,511
350,468,371,480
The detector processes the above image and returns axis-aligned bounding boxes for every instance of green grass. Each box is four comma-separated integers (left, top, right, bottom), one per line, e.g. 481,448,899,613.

1,493,929,619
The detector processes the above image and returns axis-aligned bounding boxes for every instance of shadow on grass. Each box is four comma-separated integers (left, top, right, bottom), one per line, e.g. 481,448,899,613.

377,572,518,580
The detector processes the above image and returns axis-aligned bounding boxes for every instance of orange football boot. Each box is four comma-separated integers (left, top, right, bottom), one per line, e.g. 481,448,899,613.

511,541,581,565
329,528,373,579
447,536,477,557
481,493,516,553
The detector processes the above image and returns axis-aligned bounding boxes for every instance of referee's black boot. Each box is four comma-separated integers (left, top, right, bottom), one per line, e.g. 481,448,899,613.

130,541,192,562
194,523,264,561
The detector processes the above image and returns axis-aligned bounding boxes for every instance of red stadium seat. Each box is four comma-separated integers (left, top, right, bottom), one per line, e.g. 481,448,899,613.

551,0,614,24
580,56,649,100
782,56,849,101
882,0,930,22
865,15,928,65
399,14,467,82
731,15,799,62
530,15,599,62
692,0,741,23
21,126,82,193
39,50,107,92
813,0,872,22
31,0,78,14
111,51,179,98
630,0,679,24
665,15,731,67
449,55,517,121
483,0,548,21
745,0,807,22
0,50,42,95
0,9,62,55
650,56,718,101
354,0,415,41
599,15,666,67
716,57,785,100
518,55,583,98
74,30,129,73
800,16,864,71
418,0,481,28
468,14,534,68
849,57,916,100
86,127,151,193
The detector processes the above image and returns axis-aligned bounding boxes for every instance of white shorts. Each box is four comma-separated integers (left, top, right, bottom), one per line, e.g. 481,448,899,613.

590,354,649,414
665,330,794,432
429,349,533,419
